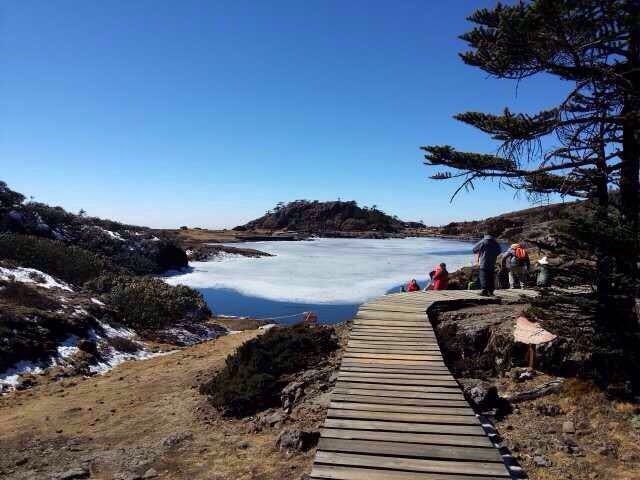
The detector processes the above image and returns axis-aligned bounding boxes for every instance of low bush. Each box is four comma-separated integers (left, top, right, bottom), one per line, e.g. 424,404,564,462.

93,275,210,331
0,233,107,285
200,323,338,417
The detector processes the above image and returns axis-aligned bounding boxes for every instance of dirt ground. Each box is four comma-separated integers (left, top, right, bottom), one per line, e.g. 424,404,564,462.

0,330,318,480
433,301,640,480
496,377,640,480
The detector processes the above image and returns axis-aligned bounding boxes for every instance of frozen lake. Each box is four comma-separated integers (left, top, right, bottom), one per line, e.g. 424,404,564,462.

165,237,473,323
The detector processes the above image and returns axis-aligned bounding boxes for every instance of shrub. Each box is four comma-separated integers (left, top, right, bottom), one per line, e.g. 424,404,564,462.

200,323,338,417
0,233,107,285
97,275,210,330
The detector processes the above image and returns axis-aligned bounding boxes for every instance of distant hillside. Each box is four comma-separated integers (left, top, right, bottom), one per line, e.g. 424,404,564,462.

428,201,585,244
235,200,418,233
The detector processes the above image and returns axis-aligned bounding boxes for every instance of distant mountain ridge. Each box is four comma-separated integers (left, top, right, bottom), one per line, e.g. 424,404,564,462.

235,200,422,234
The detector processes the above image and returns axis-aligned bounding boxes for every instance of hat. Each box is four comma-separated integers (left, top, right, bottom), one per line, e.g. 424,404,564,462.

538,256,549,265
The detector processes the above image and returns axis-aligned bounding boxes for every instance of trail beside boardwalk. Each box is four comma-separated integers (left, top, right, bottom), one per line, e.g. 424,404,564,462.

309,289,537,480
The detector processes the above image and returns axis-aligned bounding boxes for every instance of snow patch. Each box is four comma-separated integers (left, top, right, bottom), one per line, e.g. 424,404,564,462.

91,298,105,306
0,361,43,388
100,228,124,241
0,266,73,291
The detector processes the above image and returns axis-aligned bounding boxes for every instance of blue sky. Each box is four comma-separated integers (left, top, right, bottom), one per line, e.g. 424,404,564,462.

1,0,570,228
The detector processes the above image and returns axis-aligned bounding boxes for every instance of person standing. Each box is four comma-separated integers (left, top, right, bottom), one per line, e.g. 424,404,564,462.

534,256,552,288
501,242,531,288
472,233,502,296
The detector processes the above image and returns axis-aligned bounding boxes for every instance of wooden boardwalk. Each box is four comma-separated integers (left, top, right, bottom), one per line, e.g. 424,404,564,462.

309,289,536,480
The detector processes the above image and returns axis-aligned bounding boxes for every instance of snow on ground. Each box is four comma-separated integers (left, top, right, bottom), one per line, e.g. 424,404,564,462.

165,237,474,304
99,227,125,241
0,361,44,389
0,266,73,291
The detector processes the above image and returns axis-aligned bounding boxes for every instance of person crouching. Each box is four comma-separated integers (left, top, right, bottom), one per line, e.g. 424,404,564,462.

426,263,449,290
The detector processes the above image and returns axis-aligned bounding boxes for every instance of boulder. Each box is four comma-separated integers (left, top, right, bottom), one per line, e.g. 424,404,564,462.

459,379,499,411
57,467,90,479
281,381,304,412
276,429,320,452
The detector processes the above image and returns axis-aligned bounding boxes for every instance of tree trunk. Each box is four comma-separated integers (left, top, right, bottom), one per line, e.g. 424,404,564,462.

619,5,640,286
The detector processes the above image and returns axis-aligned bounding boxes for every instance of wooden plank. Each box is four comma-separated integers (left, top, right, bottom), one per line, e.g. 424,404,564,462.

318,438,502,463
338,371,460,388
347,339,440,347
356,312,427,320
330,394,468,408
338,376,458,388
351,325,432,331
352,323,431,329
349,334,436,341
349,334,438,345
346,346,441,354
340,367,451,377
343,353,441,361
335,382,460,394
322,419,484,436
310,464,499,480
329,401,474,416
339,371,453,381
360,305,427,314
327,409,479,426
332,388,464,401
348,340,440,348
340,361,451,372
320,427,492,448
313,452,510,477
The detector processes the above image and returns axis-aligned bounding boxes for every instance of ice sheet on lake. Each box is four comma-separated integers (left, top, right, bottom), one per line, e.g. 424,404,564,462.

165,237,473,304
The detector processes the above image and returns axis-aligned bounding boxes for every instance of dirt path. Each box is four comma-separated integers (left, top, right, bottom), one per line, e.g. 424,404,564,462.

1,331,313,480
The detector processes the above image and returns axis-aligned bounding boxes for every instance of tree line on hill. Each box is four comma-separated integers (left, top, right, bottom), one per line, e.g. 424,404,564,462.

235,199,419,233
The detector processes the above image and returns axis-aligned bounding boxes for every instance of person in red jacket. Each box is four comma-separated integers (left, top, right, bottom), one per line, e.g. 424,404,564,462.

405,278,421,292
426,263,449,290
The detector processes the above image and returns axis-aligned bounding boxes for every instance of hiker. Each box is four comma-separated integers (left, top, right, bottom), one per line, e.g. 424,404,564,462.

502,242,531,288
472,233,502,296
405,278,421,292
426,263,449,290
534,256,552,288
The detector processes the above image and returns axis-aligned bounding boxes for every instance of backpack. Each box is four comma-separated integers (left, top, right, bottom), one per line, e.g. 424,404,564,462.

511,245,527,266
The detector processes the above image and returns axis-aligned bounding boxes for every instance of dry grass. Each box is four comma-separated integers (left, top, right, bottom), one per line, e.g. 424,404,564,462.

0,331,316,480
496,377,640,480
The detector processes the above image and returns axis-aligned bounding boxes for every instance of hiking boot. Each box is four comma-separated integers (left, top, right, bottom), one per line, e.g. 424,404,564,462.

478,290,491,297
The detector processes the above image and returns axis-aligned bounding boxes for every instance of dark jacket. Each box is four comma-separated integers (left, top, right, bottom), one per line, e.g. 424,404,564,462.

472,235,502,270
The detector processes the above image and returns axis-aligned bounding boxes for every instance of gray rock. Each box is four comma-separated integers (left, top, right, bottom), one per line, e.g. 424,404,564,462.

276,429,320,452
143,468,159,478
281,381,305,411
467,382,498,411
595,442,616,457
562,420,575,434
260,411,284,427
115,473,142,480
533,455,552,467
57,467,90,479
161,431,193,448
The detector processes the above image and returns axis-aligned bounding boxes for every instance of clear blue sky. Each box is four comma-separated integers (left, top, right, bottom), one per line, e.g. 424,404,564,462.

1,0,570,229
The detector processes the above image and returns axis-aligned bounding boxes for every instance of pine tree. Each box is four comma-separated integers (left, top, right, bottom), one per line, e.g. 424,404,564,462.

421,0,640,293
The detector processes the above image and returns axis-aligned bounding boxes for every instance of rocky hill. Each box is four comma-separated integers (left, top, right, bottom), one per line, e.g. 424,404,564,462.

0,181,220,392
235,200,418,234
427,200,585,244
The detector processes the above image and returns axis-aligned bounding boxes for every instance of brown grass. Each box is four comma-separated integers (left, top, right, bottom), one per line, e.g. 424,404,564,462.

0,331,316,480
